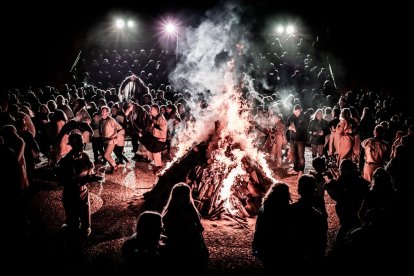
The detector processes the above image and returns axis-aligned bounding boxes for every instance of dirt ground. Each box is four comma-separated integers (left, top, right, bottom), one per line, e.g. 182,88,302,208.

25,145,338,274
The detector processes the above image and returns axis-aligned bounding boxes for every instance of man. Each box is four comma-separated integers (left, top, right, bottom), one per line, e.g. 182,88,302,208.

56,132,101,238
361,125,390,182
100,106,122,174
286,104,308,176
147,104,167,174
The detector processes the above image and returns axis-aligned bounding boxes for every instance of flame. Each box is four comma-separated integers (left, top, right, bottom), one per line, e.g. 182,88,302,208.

164,54,277,217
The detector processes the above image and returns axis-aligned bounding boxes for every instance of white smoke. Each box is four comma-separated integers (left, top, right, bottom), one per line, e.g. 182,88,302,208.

168,3,248,153
166,2,276,186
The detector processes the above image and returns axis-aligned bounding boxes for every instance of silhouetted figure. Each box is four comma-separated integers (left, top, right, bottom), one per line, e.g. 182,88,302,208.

386,145,413,199
291,175,327,268
0,135,28,270
122,211,167,272
309,156,328,216
56,132,100,239
252,182,295,273
325,159,369,256
1,125,29,191
359,168,396,223
162,183,209,274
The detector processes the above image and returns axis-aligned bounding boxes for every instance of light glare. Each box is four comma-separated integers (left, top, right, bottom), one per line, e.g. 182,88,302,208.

286,25,295,34
165,23,176,34
115,19,125,29
276,26,284,34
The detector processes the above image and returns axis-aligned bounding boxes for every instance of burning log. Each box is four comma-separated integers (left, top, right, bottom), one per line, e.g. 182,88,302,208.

143,142,208,211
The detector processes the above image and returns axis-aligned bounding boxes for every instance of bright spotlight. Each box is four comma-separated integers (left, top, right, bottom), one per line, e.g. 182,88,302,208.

276,26,284,34
115,19,125,29
165,23,176,34
127,20,134,28
286,25,295,34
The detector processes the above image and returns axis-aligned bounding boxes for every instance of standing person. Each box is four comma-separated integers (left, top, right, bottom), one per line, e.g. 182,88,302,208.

162,183,209,274
148,104,167,174
112,103,129,165
56,132,101,238
91,112,104,164
361,125,390,182
266,113,286,168
308,109,329,159
335,108,355,164
287,104,308,176
99,106,122,174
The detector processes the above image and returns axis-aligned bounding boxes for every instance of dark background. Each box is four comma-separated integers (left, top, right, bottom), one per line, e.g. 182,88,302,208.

1,0,409,93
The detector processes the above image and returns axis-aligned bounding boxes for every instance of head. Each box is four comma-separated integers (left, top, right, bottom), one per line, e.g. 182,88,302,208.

340,108,351,121
163,183,192,214
312,156,326,173
373,124,385,139
93,112,100,123
313,109,323,120
136,211,163,243
262,182,291,209
339,159,357,176
101,106,110,119
297,175,317,200
150,104,160,117
338,96,348,108
67,131,84,152
160,105,166,115
293,104,302,117
111,105,118,116
371,168,394,193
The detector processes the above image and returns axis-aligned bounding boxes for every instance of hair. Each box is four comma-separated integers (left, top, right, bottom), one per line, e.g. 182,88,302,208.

151,104,160,113
101,105,110,112
312,108,324,120
374,124,385,138
340,108,351,121
293,104,302,111
324,107,332,115
53,109,68,122
162,182,198,217
262,182,291,209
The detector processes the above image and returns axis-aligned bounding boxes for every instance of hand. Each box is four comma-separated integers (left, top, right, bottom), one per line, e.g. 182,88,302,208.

318,130,324,136
313,132,317,136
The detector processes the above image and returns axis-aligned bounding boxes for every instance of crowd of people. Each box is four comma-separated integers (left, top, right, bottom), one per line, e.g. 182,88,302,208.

1,31,413,272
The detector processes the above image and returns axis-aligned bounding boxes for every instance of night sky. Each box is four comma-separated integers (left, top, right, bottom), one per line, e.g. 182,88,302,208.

2,0,409,93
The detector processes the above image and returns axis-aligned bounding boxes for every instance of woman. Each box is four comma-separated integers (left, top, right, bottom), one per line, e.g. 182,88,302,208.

336,108,355,164
308,109,328,159
162,183,209,273
252,182,295,272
